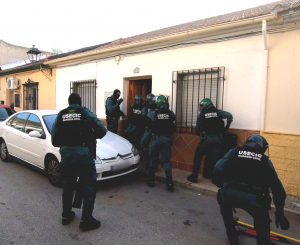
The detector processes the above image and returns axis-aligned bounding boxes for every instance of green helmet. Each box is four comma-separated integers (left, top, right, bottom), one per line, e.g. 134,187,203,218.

200,98,213,111
134,94,144,105
145,93,155,105
156,95,168,108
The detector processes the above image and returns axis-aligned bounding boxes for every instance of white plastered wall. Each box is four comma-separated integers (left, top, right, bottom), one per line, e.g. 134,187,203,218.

266,29,300,134
56,34,265,130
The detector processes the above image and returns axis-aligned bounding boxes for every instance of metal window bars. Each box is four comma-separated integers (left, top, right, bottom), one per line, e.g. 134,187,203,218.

70,79,97,115
172,67,225,132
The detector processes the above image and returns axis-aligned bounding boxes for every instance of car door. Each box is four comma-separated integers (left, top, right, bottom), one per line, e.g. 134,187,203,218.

21,113,46,167
5,112,30,158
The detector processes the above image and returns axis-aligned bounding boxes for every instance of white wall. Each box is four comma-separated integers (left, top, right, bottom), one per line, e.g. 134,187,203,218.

56,35,265,130
267,29,300,134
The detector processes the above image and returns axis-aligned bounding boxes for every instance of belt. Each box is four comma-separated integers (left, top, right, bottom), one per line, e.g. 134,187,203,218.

227,183,268,196
106,116,117,120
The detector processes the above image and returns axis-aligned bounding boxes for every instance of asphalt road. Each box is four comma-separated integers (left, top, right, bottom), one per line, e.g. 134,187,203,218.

1,160,300,245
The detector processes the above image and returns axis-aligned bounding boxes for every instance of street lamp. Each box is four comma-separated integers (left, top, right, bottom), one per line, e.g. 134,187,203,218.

26,45,42,63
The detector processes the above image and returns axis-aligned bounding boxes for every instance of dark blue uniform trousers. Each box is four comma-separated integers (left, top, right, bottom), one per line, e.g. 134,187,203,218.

60,146,97,214
149,136,173,177
218,188,271,245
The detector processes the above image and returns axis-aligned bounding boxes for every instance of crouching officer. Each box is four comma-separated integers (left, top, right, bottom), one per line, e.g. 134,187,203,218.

51,93,107,231
187,98,233,183
125,94,145,147
213,135,289,245
105,89,126,134
140,93,156,169
146,95,176,192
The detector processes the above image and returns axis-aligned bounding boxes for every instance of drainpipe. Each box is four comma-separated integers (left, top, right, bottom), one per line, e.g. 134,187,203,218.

260,19,268,132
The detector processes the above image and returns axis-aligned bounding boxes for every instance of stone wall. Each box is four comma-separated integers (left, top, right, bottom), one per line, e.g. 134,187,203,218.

261,132,300,197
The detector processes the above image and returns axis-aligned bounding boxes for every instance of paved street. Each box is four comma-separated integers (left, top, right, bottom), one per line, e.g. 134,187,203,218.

0,160,300,245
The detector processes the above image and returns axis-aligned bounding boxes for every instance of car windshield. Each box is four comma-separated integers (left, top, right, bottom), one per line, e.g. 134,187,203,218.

0,108,16,121
43,114,58,133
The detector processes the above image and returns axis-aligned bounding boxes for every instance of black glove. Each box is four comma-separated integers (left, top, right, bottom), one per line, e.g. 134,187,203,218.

118,98,123,105
275,212,290,230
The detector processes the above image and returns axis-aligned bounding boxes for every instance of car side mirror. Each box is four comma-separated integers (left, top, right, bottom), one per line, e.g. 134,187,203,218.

29,130,43,138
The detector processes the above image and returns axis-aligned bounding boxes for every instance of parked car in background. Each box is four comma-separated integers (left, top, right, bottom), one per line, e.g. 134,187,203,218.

0,105,16,121
0,110,140,187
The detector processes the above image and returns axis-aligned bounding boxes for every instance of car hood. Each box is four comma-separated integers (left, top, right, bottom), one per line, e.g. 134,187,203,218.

95,131,132,159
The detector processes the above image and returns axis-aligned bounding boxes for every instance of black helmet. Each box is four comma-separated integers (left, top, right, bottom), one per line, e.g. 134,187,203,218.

134,94,145,105
145,93,155,106
245,135,269,153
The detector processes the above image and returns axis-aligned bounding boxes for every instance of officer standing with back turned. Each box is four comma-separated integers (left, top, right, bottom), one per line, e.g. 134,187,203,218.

51,93,107,231
187,98,233,183
213,135,289,245
125,94,145,147
105,89,126,134
146,95,176,191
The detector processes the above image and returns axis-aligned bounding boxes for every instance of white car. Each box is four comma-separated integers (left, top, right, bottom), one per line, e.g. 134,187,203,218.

0,110,140,187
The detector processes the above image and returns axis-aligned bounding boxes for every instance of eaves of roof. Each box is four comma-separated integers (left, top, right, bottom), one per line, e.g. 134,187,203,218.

0,61,50,77
44,0,300,66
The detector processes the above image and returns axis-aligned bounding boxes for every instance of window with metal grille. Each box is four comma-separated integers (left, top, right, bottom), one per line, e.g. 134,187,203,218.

70,79,97,115
172,67,225,130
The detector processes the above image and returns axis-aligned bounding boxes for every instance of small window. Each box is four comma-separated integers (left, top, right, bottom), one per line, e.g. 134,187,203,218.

10,113,30,132
6,116,16,126
24,114,44,135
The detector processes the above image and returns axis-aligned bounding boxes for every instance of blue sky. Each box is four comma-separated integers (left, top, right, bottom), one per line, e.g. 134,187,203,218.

1,0,276,52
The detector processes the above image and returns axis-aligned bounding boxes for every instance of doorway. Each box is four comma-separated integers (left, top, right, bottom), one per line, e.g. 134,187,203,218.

23,82,38,110
127,78,152,116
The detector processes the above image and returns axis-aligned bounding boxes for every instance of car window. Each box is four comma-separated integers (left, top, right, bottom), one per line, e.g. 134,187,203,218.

24,114,44,135
10,113,30,132
0,108,15,121
6,116,16,126
43,114,57,134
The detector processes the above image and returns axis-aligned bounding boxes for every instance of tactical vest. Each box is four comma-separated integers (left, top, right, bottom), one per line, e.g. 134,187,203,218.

128,104,144,126
105,97,119,118
152,108,174,135
201,107,224,134
58,107,92,146
225,146,269,191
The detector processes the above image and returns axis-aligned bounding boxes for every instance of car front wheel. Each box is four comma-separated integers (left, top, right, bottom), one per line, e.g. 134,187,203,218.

46,156,62,187
0,139,9,162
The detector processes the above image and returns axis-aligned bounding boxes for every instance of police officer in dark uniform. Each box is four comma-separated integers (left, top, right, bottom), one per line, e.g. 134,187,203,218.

105,89,126,134
213,135,289,245
187,98,233,183
51,93,107,231
125,94,145,147
146,95,176,192
140,93,156,169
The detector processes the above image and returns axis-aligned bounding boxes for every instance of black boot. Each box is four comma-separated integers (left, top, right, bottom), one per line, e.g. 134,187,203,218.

166,176,174,192
187,173,198,183
146,173,155,187
79,208,101,231
62,211,75,225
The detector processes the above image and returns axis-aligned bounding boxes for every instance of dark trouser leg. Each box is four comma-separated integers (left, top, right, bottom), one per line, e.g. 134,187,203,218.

60,148,77,217
220,204,239,245
246,208,270,245
107,119,118,134
161,137,172,178
203,143,221,179
147,138,160,185
192,141,206,175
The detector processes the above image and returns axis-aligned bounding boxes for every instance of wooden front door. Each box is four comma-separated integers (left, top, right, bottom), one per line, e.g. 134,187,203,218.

127,79,152,116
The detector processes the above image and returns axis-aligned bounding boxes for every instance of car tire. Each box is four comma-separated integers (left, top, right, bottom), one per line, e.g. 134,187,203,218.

0,139,9,162
46,155,62,187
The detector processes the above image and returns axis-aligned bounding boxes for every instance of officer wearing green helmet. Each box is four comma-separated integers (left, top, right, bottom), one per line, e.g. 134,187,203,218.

140,93,156,169
213,135,289,245
187,98,233,183
146,95,177,191
125,94,145,147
